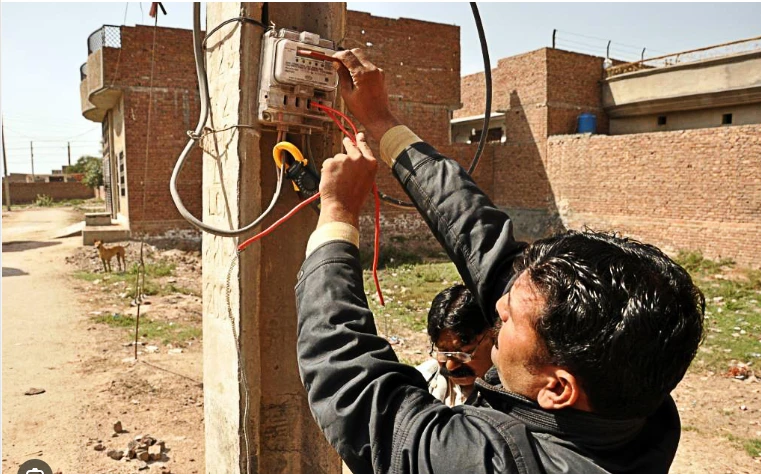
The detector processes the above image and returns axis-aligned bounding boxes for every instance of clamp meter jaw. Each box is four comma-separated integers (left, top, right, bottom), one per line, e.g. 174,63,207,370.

258,28,339,133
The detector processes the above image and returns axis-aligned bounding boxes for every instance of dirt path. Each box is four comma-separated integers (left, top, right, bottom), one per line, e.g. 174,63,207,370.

2,208,203,473
3,208,100,471
671,373,761,473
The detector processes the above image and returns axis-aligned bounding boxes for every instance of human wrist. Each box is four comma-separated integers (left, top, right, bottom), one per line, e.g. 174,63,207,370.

317,202,360,230
364,113,401,142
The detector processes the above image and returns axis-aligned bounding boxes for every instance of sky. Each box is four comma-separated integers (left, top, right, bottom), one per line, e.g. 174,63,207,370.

2,1,760,175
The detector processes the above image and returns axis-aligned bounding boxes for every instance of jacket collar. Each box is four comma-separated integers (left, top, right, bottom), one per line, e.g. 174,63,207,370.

473,376,650,449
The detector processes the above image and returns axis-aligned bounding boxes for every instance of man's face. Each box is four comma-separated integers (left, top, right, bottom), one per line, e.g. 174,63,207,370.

434,328,494,387
492,272,551,397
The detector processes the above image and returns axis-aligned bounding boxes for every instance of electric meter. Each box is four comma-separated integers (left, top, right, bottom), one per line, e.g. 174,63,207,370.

258,28,339,132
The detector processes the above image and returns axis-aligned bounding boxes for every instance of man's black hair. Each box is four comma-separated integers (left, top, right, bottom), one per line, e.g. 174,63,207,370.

428,284,493,346
513,230,705,419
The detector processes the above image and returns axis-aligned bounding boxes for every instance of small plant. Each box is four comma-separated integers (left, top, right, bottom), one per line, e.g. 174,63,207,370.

34,194,54,207
727,434,761,458
673,250,761,373
90,313,201,345
127,261,175,278
675,250,734,274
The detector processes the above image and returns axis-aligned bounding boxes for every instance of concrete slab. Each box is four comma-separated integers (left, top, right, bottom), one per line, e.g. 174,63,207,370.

85,212,112,226
82,224,130,245
53,221,85,239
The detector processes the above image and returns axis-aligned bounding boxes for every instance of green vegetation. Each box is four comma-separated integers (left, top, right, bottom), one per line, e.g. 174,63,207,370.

727,434,761,458
24,196,104,210
674,251,761,373
34,194,54,207
91,313,201,345
73,260,177,298
363,260,461,333
69,155,103,188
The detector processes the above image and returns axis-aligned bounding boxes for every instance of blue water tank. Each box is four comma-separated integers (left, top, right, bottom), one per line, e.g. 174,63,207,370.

577,113,597,134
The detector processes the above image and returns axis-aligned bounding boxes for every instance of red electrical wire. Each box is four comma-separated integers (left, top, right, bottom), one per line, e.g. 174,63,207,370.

311,102,358,139
237,192,321,252
236,102,385,307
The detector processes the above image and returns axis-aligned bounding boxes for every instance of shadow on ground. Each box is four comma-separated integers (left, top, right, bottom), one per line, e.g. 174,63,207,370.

2,267,29,277
2,241,61,252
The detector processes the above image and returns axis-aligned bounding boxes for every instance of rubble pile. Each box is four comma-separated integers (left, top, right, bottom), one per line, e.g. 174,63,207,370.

91,420,172,472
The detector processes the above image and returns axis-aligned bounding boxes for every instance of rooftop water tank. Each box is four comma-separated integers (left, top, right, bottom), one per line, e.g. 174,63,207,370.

577,113,597,134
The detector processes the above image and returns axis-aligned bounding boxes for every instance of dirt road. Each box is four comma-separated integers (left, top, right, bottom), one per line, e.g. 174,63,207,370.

2,208,203,473
3,208,101,471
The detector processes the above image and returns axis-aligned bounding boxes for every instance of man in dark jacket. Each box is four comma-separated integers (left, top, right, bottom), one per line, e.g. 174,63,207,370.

295,49,705,474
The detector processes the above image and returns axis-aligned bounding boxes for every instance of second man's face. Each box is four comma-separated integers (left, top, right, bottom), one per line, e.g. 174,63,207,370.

434,328,494,387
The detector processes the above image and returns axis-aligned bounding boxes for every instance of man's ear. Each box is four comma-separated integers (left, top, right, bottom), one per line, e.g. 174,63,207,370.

536,369,588,411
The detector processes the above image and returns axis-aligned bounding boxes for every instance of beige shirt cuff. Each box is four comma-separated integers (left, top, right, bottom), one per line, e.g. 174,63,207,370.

379,125,423,167
306,221,360,257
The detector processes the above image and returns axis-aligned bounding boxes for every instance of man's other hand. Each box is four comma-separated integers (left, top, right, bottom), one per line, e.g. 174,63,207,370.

318,133,378,229
333,49,401,141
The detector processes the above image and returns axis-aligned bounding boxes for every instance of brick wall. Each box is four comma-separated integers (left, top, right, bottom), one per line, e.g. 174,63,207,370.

377,45,761,269
5,182,95,204
345,11,463,249
458,72,486,118
547,125,761,268
546,48,609,136
106,26,203,235
345,12,460,108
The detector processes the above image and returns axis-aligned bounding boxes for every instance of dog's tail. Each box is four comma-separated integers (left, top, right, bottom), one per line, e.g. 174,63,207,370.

123,242,132,248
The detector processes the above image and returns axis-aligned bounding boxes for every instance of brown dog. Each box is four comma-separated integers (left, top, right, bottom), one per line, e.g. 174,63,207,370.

94,240,129,273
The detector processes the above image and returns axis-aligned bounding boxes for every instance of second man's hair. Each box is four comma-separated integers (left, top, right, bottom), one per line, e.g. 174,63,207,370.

427,284,493,345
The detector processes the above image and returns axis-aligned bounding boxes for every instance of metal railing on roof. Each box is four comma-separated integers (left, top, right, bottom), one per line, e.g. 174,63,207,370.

606,35,761,78
87,25,122,54
80,62,87,81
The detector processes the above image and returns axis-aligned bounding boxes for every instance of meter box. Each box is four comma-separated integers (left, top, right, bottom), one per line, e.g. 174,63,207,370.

258,28,339,132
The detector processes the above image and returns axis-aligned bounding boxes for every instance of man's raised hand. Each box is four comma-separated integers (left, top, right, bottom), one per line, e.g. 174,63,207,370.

333,49,401,141
317,133,378,229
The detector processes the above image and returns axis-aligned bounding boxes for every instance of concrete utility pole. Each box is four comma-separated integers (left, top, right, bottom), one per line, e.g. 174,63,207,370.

30,141,36,181
67,141,71,167
202,3,344,473
2,119,11,211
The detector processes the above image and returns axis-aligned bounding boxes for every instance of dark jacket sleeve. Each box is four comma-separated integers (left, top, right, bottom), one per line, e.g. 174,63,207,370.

296,241,518,474
392,142,527,314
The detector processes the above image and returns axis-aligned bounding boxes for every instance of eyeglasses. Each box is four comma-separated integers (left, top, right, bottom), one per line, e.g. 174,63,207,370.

429,334,487,364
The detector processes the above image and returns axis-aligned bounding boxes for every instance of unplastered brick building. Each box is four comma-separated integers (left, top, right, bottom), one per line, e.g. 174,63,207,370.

450,40,761,267
79,24,202,238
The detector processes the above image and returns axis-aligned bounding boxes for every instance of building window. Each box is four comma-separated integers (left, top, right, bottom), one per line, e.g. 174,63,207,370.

470,127,505,143
722,113,733,125
657,115,667,126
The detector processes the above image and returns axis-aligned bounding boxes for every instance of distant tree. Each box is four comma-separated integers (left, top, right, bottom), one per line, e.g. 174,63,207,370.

68,155,99,172
83,157,104,188
69,155,103,188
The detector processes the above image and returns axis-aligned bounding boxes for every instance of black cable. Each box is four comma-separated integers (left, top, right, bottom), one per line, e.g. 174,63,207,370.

377,1,492,208
467,1,491,175
202,16,267,50
170,5,283,236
